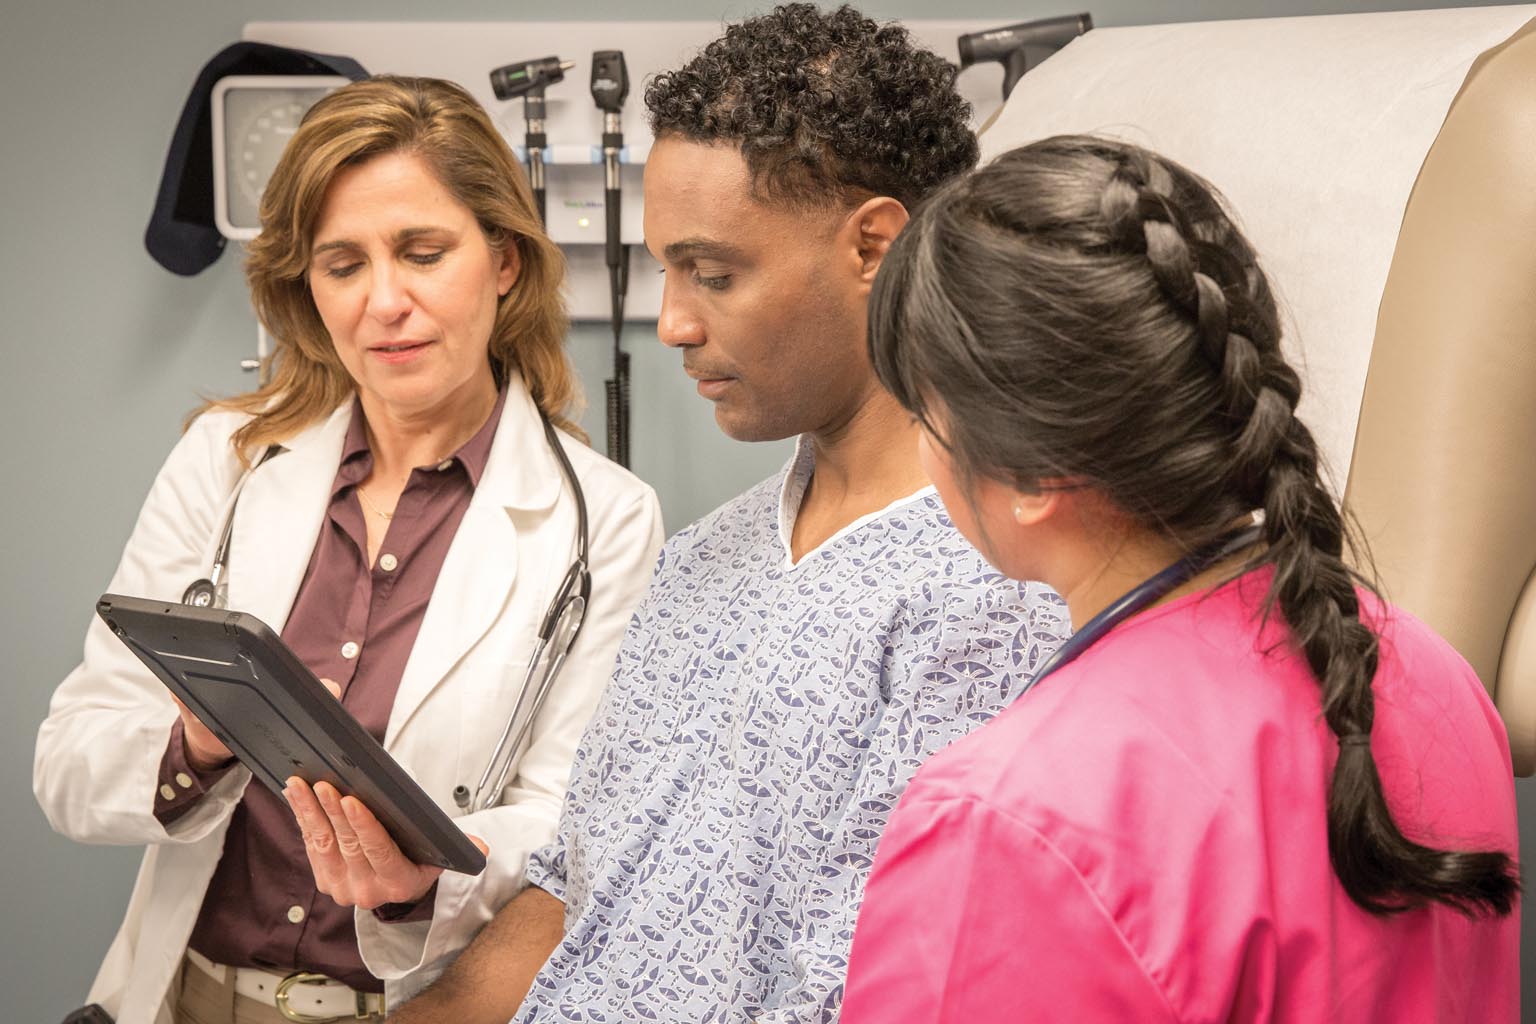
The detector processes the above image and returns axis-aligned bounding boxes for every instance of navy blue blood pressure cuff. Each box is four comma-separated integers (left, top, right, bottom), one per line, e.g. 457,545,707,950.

145,41,368,277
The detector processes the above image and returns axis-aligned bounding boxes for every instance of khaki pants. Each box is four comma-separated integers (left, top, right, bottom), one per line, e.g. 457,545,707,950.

173,956,290,1024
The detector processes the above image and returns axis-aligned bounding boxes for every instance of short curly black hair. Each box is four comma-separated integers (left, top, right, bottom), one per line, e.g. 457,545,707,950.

645,4,978,210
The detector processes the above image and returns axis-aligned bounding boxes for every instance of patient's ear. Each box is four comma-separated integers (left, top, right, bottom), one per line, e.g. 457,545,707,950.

844,196,910,284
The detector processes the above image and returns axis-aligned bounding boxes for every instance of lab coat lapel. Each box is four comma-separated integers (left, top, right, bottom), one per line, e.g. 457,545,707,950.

225,404,352,632
385,381,562,747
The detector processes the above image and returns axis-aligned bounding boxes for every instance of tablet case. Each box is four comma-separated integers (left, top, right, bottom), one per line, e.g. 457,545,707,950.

97,593,486,876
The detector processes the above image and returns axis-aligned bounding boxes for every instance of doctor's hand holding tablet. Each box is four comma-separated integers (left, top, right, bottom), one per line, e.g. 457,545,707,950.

163,667,458,903
283,678,489,911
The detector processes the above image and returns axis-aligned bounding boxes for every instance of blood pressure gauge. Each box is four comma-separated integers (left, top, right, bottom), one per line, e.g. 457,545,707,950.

211,75,348,240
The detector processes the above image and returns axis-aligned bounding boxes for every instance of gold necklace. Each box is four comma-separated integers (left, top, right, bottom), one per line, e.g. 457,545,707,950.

355,434,463,523
356,485,396,521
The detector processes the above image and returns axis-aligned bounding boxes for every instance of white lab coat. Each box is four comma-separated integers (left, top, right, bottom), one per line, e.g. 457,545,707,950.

33,377,664,1024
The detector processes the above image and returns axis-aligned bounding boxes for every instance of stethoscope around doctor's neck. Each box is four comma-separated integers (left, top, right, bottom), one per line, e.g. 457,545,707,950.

181,412,591,815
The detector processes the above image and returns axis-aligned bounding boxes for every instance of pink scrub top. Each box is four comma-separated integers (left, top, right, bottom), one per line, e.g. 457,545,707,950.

841,570,1519,1023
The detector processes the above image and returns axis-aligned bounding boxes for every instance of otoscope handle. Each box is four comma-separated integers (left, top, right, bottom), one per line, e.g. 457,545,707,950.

524,90,547,126
592,50,631,468
524,91,549,227
605,188,622,268
528,150,546,225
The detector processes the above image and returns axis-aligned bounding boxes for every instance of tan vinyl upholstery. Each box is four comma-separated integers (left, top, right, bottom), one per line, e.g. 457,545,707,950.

1346,16,1536,774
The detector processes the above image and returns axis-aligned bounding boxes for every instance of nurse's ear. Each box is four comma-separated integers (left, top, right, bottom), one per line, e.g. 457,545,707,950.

496,239,521,297
1009,485,1061,527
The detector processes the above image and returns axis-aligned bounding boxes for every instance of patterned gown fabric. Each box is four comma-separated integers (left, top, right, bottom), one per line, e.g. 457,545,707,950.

519,440,1069,1023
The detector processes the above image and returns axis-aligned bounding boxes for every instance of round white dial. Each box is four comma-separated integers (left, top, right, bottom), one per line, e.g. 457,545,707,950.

232,97,308,212
212,75,349,240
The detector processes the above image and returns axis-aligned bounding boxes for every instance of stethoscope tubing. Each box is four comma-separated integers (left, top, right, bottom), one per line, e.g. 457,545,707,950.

467,596,586,813
183,445,283,608
471,634,555,812
1020,524,1264,698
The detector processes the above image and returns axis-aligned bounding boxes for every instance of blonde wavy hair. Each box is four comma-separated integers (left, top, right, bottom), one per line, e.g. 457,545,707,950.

196,75,582,460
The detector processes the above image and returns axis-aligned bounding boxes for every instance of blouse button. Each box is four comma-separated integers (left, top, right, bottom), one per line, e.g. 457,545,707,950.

287,905,306,924
379,553,398,572
341,641,360,660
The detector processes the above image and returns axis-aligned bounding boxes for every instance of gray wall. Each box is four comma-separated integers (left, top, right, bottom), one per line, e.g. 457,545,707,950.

4,2,1529,1021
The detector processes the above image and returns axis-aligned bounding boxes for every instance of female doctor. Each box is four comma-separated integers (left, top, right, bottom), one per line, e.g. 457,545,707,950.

34,76,662,1024
840,137,1520,1021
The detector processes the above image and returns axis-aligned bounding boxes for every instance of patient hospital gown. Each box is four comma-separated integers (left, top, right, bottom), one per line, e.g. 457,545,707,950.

518,441,1068,1023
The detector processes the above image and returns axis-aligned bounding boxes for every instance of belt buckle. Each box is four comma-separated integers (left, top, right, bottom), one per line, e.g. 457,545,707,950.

273,972,342,1024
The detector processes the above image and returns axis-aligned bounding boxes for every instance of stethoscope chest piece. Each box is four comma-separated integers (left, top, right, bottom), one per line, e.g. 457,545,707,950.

183,578,219,608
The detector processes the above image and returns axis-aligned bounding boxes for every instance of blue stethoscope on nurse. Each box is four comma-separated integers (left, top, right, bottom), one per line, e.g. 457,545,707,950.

1025,524,1264,691
181,412,591,816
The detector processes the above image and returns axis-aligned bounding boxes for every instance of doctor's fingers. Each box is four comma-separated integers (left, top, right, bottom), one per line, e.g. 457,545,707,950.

285,778,348,896
314,782,370,879
313,782,433,907
339,795,446,902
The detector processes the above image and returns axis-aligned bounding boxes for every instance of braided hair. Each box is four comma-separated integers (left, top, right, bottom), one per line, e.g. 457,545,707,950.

871,135,1517,916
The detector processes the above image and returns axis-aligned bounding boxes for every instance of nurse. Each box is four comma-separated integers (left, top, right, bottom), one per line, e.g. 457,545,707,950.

34,76,662,1024
840,136,1520,1022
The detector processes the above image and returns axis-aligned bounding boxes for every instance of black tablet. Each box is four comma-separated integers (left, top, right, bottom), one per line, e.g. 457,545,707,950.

97,593,486,876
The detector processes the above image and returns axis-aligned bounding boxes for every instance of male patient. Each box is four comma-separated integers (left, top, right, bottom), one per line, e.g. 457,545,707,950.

388,6,1066,1021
